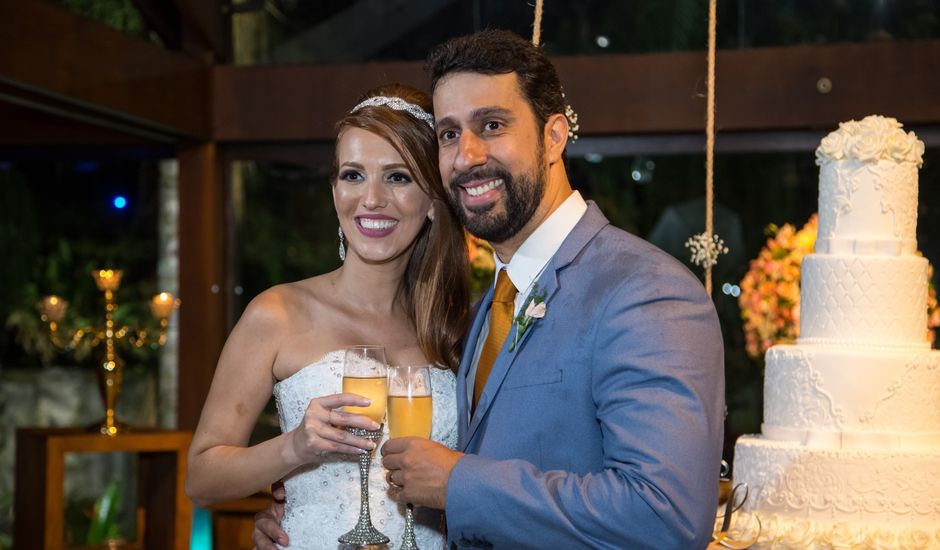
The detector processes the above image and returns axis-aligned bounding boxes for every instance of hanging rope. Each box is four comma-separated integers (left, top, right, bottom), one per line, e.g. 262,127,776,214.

704,0,717,294
530,1,579,143
685,0,728,296
532,0,544,45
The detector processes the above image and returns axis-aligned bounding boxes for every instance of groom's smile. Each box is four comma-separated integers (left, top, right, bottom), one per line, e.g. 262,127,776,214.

460,176,504,203
450,167,510,212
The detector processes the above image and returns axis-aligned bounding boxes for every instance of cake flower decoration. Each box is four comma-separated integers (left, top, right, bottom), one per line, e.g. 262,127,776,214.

815,115,924,168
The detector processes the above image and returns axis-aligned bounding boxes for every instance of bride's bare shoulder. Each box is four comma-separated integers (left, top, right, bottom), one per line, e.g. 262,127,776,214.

244,273,335,324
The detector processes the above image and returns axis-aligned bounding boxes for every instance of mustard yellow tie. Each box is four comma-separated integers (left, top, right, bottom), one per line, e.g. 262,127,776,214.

473,269,518,412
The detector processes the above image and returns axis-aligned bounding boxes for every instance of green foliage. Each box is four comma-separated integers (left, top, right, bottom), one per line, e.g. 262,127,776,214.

54,0,144,35
86,476,123,545
5,240,95,365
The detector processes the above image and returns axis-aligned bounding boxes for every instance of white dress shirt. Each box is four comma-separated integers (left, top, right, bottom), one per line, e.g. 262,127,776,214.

465,191,588,407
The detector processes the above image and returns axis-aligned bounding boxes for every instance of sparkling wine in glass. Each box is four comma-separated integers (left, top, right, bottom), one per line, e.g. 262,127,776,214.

338,345,389,546
387,365,433,550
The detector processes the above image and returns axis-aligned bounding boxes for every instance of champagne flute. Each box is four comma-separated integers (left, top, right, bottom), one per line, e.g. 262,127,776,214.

338,345,390,546
387,365,433,550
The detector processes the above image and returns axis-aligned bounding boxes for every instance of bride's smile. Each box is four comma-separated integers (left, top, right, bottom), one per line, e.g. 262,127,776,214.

356,215,398,234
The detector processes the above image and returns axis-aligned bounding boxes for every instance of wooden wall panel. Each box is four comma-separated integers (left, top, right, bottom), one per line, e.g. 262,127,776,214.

214,40,940,141
0,0,211,140
213,61,427,142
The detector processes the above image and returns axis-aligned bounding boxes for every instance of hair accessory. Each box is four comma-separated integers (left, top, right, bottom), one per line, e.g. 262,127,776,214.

338,225,346,261
562,91,580,143
350,96,435,129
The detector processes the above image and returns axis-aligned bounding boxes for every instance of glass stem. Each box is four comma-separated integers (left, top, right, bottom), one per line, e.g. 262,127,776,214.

355,443,373,527
400,502,419,550
338,426,389,545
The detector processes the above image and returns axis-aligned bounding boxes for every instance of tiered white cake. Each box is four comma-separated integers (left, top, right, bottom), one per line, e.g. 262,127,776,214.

734,116,940,548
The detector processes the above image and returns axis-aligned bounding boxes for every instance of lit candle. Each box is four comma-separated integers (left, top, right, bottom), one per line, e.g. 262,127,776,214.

150,292,180,319
92,269,123,291
37,295,69,322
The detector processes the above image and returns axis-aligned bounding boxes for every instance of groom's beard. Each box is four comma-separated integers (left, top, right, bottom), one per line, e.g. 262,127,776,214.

446,147,547,244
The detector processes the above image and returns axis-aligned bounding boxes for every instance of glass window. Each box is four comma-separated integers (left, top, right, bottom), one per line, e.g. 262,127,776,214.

231,0,940,65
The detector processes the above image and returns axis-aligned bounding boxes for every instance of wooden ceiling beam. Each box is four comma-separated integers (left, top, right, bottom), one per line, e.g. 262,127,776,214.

559,39,940,135
214,39,940,142
0,0,211,142
213,60,426,142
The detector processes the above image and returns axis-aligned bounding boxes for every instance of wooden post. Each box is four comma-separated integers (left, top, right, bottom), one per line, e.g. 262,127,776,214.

177,143,229,431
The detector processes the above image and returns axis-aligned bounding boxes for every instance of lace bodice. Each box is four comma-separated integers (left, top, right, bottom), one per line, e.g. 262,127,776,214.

273,351,458,549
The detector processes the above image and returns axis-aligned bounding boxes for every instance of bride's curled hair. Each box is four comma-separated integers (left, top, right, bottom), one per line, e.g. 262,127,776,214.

334,83,470,371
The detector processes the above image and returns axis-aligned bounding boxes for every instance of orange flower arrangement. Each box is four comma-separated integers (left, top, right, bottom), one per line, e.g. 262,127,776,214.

466,233,496,296
739,214,939,359
739,216,818,358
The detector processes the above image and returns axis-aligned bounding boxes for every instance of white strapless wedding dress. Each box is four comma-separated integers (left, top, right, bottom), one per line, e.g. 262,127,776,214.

273,351,458,549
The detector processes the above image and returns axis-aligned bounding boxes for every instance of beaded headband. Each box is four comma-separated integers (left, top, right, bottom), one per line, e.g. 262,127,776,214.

349,96,435,129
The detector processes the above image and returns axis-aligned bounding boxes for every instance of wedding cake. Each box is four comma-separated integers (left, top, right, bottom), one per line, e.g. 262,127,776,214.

733,115,940,548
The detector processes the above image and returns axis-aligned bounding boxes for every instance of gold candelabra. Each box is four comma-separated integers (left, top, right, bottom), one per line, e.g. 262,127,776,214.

37,269,180,436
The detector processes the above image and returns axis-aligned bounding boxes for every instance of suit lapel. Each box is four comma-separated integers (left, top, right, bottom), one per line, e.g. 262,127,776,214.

456,288,493,449
462,202,610,450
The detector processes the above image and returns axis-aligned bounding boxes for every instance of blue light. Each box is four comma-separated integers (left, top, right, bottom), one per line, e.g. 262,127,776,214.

113,196,127,209
190,507,213,549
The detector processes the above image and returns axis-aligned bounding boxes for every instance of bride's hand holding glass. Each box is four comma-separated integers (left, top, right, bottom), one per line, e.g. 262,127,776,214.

284,393,380,464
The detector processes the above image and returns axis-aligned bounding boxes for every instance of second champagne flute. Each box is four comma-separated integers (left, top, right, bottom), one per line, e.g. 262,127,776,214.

338,345,389,546
387,365,433,550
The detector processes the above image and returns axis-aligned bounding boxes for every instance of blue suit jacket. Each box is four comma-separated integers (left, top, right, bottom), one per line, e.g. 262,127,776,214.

445,203,725,549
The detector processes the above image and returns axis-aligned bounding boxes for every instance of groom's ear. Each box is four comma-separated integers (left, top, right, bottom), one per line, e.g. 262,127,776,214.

544,113,569,165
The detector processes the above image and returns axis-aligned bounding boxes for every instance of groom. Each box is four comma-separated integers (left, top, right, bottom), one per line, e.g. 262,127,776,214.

256,30,724,549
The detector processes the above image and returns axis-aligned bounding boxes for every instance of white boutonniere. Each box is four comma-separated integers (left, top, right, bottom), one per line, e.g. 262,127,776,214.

508,284,547,352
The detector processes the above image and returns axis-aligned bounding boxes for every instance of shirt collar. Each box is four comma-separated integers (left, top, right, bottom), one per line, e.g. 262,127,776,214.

493,191,588,297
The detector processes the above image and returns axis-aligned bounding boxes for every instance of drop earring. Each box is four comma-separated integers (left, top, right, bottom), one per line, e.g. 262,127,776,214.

338,225,346,261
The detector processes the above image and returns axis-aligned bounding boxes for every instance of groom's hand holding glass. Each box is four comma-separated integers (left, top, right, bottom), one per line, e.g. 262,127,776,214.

382,435,463,510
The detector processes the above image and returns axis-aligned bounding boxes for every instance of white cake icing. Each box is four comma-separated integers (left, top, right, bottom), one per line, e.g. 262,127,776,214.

799,254,930,347
815,115,924,257
733,437,940,548
761,346,940,449
733,116,940,548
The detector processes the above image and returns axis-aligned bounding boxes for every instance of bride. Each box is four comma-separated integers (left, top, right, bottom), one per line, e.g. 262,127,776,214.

185,83,470,548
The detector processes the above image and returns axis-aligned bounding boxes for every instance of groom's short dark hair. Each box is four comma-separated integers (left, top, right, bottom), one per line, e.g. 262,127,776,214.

425,29,566,132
